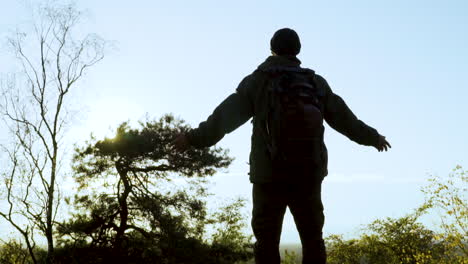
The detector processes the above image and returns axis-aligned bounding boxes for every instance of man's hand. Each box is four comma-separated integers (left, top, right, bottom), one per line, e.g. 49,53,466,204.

376,135,391,152
172,133,191,152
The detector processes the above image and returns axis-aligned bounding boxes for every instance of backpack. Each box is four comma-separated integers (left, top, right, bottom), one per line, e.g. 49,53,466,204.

261,66,325,168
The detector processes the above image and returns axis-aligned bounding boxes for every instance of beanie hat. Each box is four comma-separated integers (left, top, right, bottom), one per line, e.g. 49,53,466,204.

270,28,301,56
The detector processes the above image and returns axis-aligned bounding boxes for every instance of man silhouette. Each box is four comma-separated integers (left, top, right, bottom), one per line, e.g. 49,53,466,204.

172,28,390,264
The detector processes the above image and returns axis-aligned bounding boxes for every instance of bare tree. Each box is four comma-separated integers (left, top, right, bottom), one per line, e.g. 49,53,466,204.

0,3,105,263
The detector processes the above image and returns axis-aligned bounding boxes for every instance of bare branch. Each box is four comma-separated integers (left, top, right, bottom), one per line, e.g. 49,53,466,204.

3,110,53,162
0,4,105,263
10,32,41,91
0,145,39,264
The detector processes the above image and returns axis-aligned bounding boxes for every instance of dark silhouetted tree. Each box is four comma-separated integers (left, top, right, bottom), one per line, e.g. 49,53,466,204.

56,115,253,263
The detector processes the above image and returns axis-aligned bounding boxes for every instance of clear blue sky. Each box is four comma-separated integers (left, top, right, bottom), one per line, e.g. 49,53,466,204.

1,0,467,244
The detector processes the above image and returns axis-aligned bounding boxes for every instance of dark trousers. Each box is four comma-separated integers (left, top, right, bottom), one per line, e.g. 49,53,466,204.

251,179,326,264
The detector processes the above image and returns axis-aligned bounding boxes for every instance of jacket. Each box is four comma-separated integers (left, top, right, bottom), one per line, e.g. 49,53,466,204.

187,55,380,183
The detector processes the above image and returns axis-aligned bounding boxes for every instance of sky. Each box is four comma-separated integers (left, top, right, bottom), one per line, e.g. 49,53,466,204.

0,0,467,244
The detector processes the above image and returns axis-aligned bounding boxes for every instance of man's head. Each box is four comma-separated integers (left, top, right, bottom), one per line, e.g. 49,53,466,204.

270,28,301,56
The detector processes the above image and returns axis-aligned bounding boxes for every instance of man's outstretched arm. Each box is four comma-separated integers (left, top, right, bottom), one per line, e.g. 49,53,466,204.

317,75,391,151
173,75,255,152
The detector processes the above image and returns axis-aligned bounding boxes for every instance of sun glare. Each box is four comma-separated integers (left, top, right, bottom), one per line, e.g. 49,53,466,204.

81,97,144,140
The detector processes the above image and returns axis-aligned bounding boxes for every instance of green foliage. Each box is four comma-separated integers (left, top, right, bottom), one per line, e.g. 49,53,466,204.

326,166,468,264
53,114,252,263
281,249,300,264
420,165,467,263
0,240,30,264
0,240,47,264
366,216,444,263
209,198,254,263
326,215,445,264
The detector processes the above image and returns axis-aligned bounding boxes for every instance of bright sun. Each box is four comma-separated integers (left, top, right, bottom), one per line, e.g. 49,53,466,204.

78,96,145,140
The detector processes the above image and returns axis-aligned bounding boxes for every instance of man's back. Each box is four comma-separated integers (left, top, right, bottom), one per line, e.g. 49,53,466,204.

172,28,390,264
186,54,384,183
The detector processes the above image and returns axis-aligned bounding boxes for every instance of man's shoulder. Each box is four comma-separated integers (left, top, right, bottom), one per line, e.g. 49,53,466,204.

310,71,325,82
311,73,330,91
239,71,260,85
240,69,269,85
236,71,263,96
